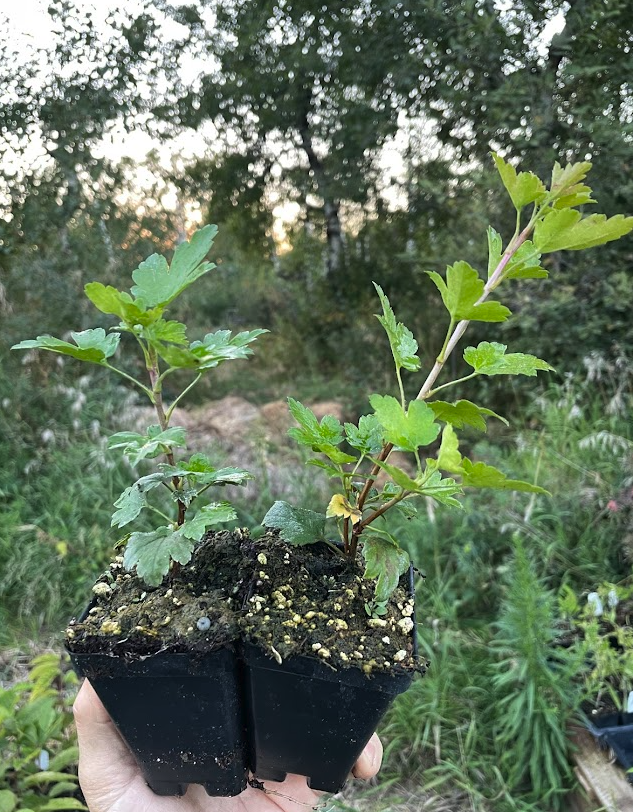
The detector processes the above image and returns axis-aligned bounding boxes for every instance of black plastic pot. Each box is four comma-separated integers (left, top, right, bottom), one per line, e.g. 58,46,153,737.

241,642,413,792
68,646,249,797
241,565,418,793
586,711,633,783
68,568,418,797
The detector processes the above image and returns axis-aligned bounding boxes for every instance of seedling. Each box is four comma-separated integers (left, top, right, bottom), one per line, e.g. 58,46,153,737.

13,225,267,586
263,155,633,616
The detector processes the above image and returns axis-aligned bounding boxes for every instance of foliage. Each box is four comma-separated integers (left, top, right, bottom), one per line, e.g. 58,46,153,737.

12,226,266,587
561,580,633,712
0,654,82,812
265,154,633,613
491,537,580,809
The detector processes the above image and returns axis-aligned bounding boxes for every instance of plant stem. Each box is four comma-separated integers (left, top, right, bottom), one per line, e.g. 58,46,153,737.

349,492,407,558
354,221,535,529
165,373,202,422
147,505,175,524
343,516,350,555
396,365,406,408
104,363,153,400
427,372,479,398
147,347,186,526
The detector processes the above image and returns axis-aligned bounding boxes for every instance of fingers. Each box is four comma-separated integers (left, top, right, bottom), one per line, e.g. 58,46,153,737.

352,733,383,780
73,680,140,810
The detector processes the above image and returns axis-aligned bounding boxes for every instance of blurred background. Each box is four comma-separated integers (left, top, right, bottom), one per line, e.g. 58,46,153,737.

1,1,633,810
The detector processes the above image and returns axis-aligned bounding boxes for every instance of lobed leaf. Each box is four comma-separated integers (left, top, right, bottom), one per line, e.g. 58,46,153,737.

417,468,463,507
534,209,633,253
123,527,194,586
131,224,218,308
107,425,187,466
362,535,410,604
461,459,549,495
142,319,188,345
84,283,162,326
111,485,147,528
464,342,553,377
549,160,593,206
373,283,420,372
487,228,547,281
492,153,548,210
157,461,253,487
428,399,508,431
287,399,355,463
437,424,463,472
370,394,440,452
427,262,511,323
262,501,326,545
344,414,384,455
179,502,237,540
12,329,120,365
157,328,268,370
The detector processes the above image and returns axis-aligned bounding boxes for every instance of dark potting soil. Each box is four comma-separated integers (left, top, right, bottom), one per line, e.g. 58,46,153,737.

66,529,423,676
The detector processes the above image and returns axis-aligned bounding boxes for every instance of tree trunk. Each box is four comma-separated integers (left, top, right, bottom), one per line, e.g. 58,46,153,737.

298,96,342,276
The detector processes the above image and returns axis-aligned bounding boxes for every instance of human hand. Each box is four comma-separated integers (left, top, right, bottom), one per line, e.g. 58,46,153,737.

74,680,383,812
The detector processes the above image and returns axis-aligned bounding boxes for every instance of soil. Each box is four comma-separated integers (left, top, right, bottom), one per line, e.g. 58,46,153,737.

66,529,424,676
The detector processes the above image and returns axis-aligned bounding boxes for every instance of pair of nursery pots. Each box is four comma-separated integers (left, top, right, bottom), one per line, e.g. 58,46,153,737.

67,567,418,798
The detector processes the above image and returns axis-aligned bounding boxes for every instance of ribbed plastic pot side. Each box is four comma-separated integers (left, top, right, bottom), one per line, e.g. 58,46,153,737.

241,566,420,792
68,644,249,798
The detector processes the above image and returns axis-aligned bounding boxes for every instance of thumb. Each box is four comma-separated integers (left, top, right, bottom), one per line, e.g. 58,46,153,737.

73,679,141,810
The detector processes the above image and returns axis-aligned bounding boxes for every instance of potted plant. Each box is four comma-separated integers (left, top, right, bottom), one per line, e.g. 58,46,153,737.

12,155,633,798
561,581,633,782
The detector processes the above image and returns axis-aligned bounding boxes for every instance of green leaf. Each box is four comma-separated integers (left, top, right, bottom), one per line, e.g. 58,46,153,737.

362,535,410,604
395,501,418,519
418,469,463,507
11,329,120,365
287,398,350,458
179,502,237,540
373,460,418,491
305,459,343,478
427,262,511,323
142,319,188,345
344,414,384,455
84,283,162,326
437,425,463,472
157,461,252,487
550,160,594,208
460,459,549,495
534,209,633,253
21,772,79,787
48,747,79,772
464,342,554,377
487,229,547,281
428,399,508,431
38,800,88,811
492,153,547,209
111,485,147,528
130,224,218,308
156,329,268,370
262,501,326,545
123,527,194,586
0,790,17,812
373,283,420,372
107,425,187,465
370,394,440,452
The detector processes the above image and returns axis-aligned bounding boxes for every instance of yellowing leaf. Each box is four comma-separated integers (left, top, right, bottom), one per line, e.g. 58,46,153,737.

326,494,362,524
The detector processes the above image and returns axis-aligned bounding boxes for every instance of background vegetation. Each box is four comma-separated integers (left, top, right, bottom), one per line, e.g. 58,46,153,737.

1,1,633,809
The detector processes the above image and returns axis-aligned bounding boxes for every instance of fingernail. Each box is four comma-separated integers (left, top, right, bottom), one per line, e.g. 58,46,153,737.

365,739,376,768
